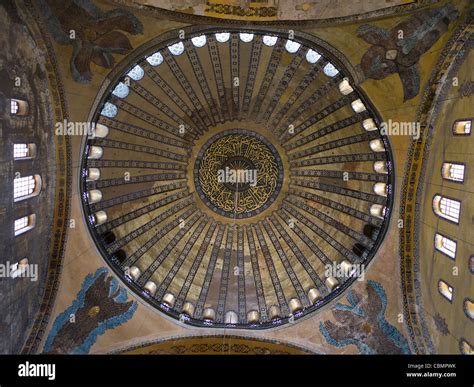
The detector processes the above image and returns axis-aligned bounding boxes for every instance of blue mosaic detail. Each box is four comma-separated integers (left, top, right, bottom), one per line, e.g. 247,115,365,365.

71,300,137,354
109,277,119,298
320,280,411,354
44,268,137,354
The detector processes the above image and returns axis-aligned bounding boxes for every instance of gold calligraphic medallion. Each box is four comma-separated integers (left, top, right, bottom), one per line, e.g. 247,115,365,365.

194,130,283,218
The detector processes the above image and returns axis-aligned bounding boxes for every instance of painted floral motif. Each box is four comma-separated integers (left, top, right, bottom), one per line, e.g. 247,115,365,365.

38,0,143,83
320,280,411,354
357,4,458,101
44,268,137,354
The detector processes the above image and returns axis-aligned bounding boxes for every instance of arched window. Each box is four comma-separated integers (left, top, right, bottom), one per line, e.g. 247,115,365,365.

86,168,100,181
162,293,176,308
452,119,471,135
224,310,238,324
247,309,260,323
10,98,28,116
126,266,141,281
351,98,366,113
11,99,19,114
102,231,116,245
438,279,453,302
285,40,301,53
86,189,103,204
215,32,230,43
442,162,465,183
433,195,461,223
352,242,366,257
268,305,282,320
100,102,117,118
338,79,353,95
13,175,41,202
10,258,29,279
239,33,254,43
111,82,129,99
374,161,388,174
459,339,473,355
93,123,109,139
363,224,377,239
126,64,144,80
434,233,457,259
263,35,278,47
323,62,339,77
370,204,386,219
112,248,126,264
191,35,206,48
146,51,163,66
325,276,340,291
305,49,321,64
88,146,103,159
464,299,474,320
144,281,157,296
14,214,36,236
203,307,216,321
13,143,36,160
92,210,107,226
373,182,388,197
308,288,321,304
362,118,377,131
167,42,184,56
288,297,303,314
369,139,385,152
469,255,474,274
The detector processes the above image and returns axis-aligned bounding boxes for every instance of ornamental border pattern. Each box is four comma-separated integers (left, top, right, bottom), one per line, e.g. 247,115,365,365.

399,11,473,354
111,0,437,27
20,0,72,354
111,334,315,354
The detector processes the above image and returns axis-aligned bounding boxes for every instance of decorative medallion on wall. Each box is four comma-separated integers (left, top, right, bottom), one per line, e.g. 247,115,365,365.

195,129,283,218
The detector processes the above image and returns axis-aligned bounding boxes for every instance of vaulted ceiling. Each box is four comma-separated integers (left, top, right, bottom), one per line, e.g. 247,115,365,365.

1,0,472,355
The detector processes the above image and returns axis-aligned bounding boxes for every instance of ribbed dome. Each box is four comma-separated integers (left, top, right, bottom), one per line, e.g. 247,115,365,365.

80,29,393,328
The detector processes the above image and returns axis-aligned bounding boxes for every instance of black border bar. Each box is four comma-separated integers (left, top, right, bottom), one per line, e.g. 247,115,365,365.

0,354,472,386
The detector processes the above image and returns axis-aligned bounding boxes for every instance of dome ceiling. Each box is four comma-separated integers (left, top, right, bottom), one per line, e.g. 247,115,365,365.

80,29,394,329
